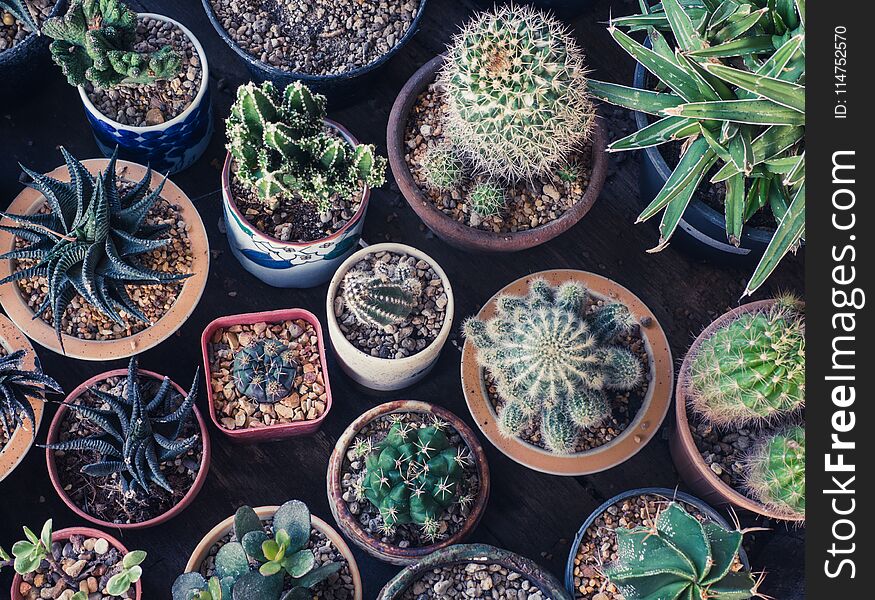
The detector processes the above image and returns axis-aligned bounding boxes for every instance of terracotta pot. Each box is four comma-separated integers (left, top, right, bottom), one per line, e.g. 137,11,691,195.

182,505,362,600
325,242,455,391
387,55,608,253
377,543,569,600
0,158,210,360
327,401,490,565
461,269,673,476
200,308,333,443
45,368,211,529
670,299,802,521
10,526,142,600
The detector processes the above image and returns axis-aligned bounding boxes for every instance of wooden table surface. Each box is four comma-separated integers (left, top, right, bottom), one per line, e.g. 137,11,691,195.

0,0,805,598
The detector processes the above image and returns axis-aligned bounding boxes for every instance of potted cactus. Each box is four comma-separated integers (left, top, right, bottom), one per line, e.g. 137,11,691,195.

43,356,211,529
222,80,387,288
386,4,608,252
327,401,490,565
461,270,673,475
0,0,65,100
42,0,213,173
174,500,362,600
672,296,805,521
325,242,454,391
588,0,805,295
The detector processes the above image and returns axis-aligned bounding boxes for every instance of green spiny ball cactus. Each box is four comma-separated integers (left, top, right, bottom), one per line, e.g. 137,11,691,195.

232,339,299,404
689,296,805,427
590,302,637,342
43,0,183,89
469,182,506,217
341,260,422,330
422,145,464,191
439,5,595,181
745,425,805,520
556,161,580,183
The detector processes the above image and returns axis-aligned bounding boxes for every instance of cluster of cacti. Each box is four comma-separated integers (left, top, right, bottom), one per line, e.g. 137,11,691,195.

172,500,340,600
226,81,387,214
43,356,201,495
341,260,422,330
232,339,299,404
1,0,39,32
469,182,505,217
0,350,62,437
421,145,464,191
43,0,182,88
438,5,595,182
603,502,760,600
464,279,643,454
0,149,191,349
744,425,805,520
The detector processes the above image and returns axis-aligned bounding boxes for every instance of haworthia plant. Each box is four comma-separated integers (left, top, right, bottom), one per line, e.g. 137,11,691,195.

1,0,39,33
0,350,62,437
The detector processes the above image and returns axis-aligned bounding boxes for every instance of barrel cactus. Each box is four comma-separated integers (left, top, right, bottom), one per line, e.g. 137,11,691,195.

422,145,464,191
745,425,805,520
232,339,299,404
469,182,506,217
341,260,422,330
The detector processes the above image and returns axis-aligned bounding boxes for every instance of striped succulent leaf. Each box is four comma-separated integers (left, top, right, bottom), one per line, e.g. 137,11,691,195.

1,0,39,33
0,350,62,437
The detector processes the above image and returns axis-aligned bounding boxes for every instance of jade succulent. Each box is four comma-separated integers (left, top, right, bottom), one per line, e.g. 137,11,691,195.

1,0,39,33
0,350,63,437
469,182,505,217
232,339,299,404
172,500,341,600
421,144,464,191
341,260,422,330
744,424,805,520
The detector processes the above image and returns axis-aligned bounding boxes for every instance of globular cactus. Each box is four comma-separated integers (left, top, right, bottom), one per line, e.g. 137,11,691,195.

464,279,643,454
232,339,299,404
422,145,464,191
1,0,39,33
226,81,386,213
341,260,422,330
603,502,761,600
43,0,182,88
689,296,805,427
745,425,805,520
469,182,505,217
438,5,595,181
556,161,580,183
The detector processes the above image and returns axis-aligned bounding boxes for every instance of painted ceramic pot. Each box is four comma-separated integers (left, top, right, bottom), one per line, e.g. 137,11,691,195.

221,120,370,288
0,0,66,104
78,13,213,175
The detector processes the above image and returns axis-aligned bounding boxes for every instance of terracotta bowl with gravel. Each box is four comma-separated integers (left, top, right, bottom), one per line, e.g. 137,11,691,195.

387,56,608,253
461,270,673,476
0,159,210,361
327,400,490,565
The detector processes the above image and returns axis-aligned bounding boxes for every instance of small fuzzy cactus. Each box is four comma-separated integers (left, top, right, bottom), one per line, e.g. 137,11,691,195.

232,339,299,404
464,279,643,454
603,502,761,600
341,260,422,330
745,425,805,521
422,145,464,191
1,0,39,33
439,5,595,181
469,182,505,217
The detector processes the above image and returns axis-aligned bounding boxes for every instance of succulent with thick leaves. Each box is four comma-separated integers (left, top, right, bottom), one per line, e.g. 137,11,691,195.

0,148,191,351
422,145,464,191
232,339,299,404
589,0,805,295
171,500,341,600
42,0,182,88
1,0,39,33
439,5,595,181
469,182,505,217
0,350,62,438
744,425,805,520
43,356,201,495
226,80,386,214
603,502,761,600
341,260,422,330
463,279,643,454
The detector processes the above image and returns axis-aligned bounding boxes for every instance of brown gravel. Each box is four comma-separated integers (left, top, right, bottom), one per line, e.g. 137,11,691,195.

401,562,543,599
0,0,52,52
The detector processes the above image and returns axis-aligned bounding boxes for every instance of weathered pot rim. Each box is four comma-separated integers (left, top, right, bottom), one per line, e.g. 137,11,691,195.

0,158,210,360
461,269,673,476
182,505,363,600
10,526,142,600
325,242,455,366
387,55,608,253
45,367,212,530
76,12,210,133
327,400,491,565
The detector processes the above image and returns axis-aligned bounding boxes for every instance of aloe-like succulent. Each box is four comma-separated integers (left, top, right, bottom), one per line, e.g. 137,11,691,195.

1,0,39,33
341,259,422,330
745,425,805,520
469,182,505,217
0,350,62,437
232,339,299,404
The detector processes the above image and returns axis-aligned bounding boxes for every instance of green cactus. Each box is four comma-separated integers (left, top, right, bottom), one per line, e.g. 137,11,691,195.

341,260,422,330
439,5,595,181
745,425,805,520
463,279,643,454
603,502,761,600
422,145,464,191
232,339,299,405
1,0,39,33
42,0,182,89
226,81,387,214
469,182,505,217
556,161,580,183
689,296,804,427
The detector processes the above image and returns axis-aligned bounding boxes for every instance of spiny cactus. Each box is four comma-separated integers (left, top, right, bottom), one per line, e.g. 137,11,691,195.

0,149,191,350
226,81,387,213
172,500,341,600
232,339,299,404
43,0,182,88
556,161,580,183
745,425,805,520
43,356,200,495
0,350,62,437
1,0,39,33
603,502,761,600
469,182,505,217
341,260,422,330
464,279,643,454
439,5,595,181
689,296,804,427
422,144,464,191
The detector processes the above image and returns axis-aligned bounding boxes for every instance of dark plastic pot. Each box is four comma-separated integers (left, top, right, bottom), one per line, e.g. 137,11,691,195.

0,0,66,105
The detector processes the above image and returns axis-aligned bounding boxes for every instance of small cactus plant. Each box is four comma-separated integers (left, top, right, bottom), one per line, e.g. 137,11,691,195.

463,279,643,454
469,182,505,217
422,145,464,191
0,350,62,438
744,425,805,520
232,339,299,404
1,0,38,33
341,260,422,330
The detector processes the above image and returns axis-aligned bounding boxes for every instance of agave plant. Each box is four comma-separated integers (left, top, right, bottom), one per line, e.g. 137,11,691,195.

0,350,62,437
1,0,39,33
589,0,805,295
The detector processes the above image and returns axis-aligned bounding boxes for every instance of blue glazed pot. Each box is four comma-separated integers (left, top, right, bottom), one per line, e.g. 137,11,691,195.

78,13,213,175
0,0,66,104
221,120,370,289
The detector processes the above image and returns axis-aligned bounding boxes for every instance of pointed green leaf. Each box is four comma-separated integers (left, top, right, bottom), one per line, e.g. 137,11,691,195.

588,80,686,115
665,99,805,126
745,183,804,295
703,64,805,112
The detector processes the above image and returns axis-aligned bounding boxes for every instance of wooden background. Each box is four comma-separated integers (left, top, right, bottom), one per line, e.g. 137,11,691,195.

0,0,805,598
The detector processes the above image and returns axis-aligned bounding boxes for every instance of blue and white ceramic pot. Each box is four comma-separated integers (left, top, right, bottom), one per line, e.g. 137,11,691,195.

221,120,371,288
77,13,213,175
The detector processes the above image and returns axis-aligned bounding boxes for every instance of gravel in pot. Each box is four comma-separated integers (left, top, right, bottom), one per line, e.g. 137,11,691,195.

0,0,52,52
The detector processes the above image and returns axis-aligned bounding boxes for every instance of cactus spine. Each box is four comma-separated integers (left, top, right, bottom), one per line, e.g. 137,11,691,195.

469,182,505,217
745,425,805,520
422,145,464,191
341,260,422,330
232,339,299,404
